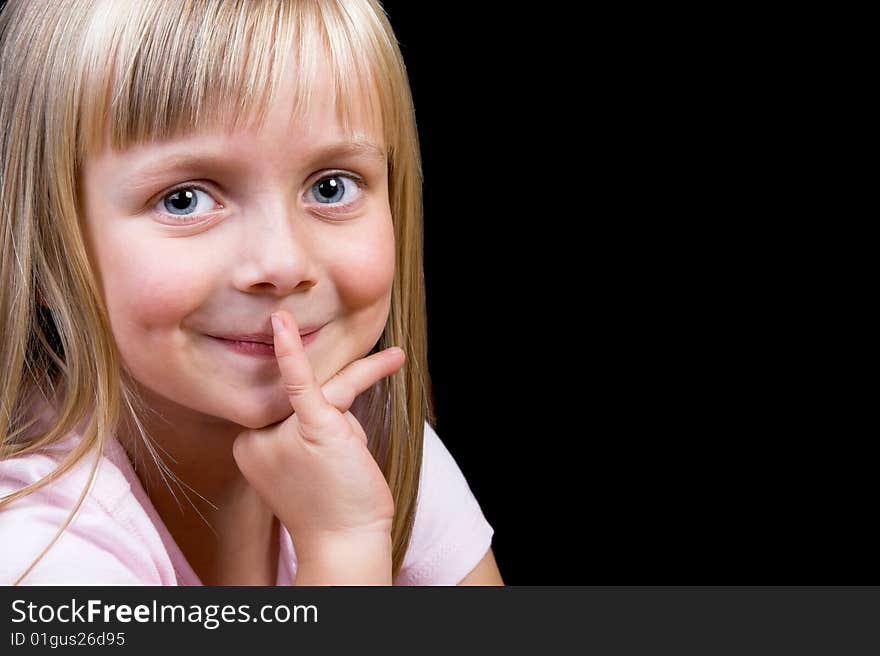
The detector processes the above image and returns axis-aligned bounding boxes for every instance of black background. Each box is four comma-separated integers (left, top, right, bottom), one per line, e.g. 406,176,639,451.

380,2,874,585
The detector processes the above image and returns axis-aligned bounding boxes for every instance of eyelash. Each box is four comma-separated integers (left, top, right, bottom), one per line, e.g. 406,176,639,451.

154,172,368,223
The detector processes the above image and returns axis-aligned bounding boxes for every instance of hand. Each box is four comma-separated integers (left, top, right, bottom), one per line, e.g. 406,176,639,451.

231,310,405,564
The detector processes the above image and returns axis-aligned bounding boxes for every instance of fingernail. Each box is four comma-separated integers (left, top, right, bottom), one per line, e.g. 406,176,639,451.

389,347,404,357
271,313,284,334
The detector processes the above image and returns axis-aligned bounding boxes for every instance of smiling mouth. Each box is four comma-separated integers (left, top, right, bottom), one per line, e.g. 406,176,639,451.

209,336,276,357
208,325,323,357
208,327,321,344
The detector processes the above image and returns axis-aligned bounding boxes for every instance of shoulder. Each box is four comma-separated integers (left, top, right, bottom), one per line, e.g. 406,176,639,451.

395,421,495,586
0,435,168,585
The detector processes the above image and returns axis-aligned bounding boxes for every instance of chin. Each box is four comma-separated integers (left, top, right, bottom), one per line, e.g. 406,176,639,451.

225,399,293,430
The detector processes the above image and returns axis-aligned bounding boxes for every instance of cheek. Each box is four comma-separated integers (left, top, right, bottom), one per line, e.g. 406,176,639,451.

326,220,395,308
100,248,212,331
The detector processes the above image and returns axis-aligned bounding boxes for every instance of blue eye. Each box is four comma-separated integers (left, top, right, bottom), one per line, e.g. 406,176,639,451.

309,174,363,206
157,185,219,217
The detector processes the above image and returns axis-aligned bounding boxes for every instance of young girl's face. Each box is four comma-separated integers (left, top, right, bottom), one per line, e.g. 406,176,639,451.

79,60,395,430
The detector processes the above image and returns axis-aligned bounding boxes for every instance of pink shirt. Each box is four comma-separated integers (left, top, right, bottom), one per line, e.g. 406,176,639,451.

0,420,493,585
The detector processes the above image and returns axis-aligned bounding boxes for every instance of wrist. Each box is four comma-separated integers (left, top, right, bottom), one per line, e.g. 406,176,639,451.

294,530,393,586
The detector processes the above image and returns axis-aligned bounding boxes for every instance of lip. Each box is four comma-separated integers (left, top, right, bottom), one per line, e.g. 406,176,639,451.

208,325,324,357
208,326,323,343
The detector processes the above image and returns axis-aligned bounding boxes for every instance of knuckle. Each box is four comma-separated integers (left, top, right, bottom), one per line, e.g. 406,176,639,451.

341,376,359,404
282,382,310,397
299,410,344,440
324,371,355,407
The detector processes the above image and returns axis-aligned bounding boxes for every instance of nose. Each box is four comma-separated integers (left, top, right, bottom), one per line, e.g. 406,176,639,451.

231,200,319,296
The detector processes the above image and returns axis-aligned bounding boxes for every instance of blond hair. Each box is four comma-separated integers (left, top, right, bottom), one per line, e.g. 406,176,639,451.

0,0,433,585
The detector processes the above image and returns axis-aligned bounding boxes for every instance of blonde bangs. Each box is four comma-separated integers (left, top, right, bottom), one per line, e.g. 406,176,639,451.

77,0,391,159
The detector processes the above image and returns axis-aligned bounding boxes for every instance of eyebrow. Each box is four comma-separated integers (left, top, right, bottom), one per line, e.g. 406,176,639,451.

126,139,387,189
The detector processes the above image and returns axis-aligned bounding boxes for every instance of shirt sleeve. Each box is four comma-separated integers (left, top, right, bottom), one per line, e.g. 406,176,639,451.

0,453,161,586
395,421,495,585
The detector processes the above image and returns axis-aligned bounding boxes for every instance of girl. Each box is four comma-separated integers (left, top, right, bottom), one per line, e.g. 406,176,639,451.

0,0,502,586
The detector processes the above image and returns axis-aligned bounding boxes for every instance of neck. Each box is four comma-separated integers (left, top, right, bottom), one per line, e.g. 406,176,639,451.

115,386,279,586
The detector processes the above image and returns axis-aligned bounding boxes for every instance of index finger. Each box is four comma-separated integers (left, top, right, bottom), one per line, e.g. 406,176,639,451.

271,310,338,431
